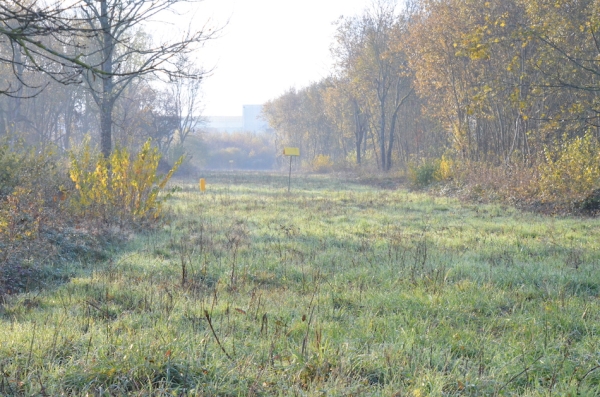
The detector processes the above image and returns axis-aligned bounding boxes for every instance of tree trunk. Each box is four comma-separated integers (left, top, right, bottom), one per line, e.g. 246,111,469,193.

380,106,386,170
100,100,112,157
353,100,363,164
10,42,24,133
386,113,397,171
100,0,113,157
385,88,411,171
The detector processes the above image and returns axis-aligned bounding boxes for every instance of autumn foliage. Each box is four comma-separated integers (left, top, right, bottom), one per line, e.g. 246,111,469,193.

0,139,179,295
69,140,182,224
263,0,600,213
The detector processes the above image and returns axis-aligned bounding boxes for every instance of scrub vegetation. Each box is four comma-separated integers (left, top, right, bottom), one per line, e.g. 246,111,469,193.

1,172,599,396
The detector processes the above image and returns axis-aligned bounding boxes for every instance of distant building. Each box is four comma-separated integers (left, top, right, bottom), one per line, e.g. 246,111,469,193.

203,105,269,133
243,105,269,132
204,116,243,133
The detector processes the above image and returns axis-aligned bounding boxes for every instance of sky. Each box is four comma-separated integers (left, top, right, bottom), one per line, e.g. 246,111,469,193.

183,0,374,116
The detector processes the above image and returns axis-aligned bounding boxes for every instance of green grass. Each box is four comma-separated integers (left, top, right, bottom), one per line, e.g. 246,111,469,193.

2,171,600,396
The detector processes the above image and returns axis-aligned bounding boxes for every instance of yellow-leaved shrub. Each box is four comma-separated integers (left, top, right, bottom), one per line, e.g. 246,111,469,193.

408,155,454,188
69,140,182,224
435,154,454,181
539,132,600,204
310,154,334,173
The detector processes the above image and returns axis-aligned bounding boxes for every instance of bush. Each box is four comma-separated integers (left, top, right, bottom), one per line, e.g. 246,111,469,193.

538,132,600,205
436,154,454,181
0,138,182,295
0,141,74,294
409,161,437,187
408,155,454,188
0,144,22,197
0,186,44,262
69,140,182,225
310,154,334,173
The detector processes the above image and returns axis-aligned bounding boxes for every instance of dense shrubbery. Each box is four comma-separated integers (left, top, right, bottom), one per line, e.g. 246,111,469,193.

539,132,600,206
69,140,181,225
0,142,70,294
431,133,600,214
402,134,600,214
0,139,179,295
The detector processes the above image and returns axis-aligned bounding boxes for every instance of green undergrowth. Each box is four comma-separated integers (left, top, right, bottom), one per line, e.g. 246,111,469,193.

1,172,600,396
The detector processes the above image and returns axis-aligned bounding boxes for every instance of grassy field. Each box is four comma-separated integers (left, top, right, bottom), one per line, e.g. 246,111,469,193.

1,172,600,396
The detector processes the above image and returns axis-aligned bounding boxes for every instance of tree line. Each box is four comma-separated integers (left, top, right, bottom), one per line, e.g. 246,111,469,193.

264,0,600,203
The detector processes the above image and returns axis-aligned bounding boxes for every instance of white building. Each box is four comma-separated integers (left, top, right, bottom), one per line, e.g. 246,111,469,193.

203,105,269,133
205,116,243,133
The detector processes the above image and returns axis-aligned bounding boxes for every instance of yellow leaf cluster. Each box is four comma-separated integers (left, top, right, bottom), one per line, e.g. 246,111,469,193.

69,140,182,224
310,154,334,173
539,132,600,203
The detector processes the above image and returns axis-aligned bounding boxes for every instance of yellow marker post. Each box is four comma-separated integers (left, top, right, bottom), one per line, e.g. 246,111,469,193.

199,178,206,192
283,147,300,192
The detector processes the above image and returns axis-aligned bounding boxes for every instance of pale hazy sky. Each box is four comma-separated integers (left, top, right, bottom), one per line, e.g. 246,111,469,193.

186,0,374,116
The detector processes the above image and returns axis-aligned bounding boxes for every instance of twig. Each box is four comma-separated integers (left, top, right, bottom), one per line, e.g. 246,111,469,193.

204,310,232,360
577,365,600,394
25,321,37,375
496,355,543,396
301,271,321,358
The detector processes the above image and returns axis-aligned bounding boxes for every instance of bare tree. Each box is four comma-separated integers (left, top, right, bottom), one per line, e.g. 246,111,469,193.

0,0,216,156
78,0,215,156
0,0,99,94
168,54,205,148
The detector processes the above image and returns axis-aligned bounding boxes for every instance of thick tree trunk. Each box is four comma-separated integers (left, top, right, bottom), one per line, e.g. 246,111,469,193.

100,0,113,157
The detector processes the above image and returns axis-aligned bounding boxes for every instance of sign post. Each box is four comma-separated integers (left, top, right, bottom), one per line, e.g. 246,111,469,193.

283,147,300,192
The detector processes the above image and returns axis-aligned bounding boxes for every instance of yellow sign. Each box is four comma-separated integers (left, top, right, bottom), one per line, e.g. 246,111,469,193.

283,147,300,156
199,178,206,192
